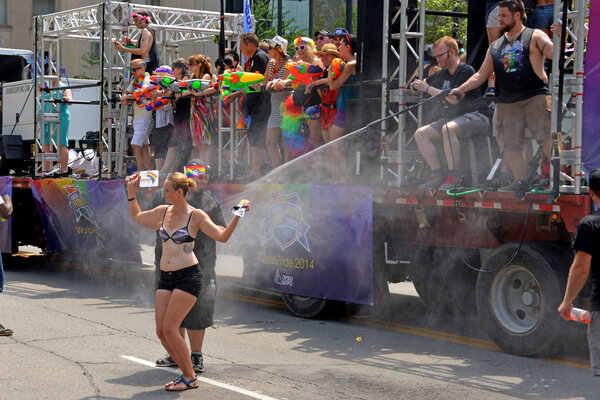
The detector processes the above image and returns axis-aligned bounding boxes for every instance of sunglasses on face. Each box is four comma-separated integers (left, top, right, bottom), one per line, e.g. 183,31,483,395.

294,45,306,51
434,50,450,59
317,36,327,41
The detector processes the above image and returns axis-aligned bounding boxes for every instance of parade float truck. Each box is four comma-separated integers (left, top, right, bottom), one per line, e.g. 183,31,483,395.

0,1,596,358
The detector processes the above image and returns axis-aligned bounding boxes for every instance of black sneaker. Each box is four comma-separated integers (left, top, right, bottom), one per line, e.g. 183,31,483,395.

191,351,204,373
0,323,13,336
155,354,177,367
499,180,529,196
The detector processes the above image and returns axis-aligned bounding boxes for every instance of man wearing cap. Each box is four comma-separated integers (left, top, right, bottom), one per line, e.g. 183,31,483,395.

314,29,332,50
153,160,226,373
558,169,600,376
331,27,349,49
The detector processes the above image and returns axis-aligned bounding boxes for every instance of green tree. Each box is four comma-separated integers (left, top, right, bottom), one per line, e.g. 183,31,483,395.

252,0,307,57
424,0,468,46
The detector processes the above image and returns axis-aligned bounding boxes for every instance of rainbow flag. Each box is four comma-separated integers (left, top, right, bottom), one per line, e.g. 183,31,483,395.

184,165,206,177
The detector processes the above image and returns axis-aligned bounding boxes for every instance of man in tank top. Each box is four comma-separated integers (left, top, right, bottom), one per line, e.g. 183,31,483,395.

450,0,554,194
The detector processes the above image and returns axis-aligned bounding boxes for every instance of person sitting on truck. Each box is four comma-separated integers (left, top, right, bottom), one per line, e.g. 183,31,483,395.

43,77,72,176
411,36,490,190
113,9,160,75
558,169,600,376
121,59,154,172
450,0,554,194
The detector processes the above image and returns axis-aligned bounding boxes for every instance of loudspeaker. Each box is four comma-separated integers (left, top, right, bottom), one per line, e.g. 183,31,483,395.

1,135,25,160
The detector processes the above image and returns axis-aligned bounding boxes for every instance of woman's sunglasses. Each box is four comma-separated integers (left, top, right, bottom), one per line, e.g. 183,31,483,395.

294,45,306,51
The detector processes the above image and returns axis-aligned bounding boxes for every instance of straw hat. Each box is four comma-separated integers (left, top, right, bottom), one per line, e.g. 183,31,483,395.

315,43,340,57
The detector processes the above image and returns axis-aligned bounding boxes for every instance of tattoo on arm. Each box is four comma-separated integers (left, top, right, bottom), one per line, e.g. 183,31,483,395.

183,243,193,253
541,42,548,55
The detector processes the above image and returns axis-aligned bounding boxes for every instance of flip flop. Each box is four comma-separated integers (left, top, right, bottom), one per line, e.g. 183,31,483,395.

165,375,199,391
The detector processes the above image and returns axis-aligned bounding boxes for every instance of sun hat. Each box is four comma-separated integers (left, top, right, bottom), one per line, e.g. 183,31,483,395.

315,43,340,57
263,35,288,56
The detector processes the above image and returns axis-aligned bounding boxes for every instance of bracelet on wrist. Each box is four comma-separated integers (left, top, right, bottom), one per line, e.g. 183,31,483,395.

426,85,431,94
128,197,136,202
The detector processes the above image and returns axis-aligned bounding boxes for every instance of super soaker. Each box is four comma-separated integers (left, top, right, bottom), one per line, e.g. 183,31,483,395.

220,71,265,98
330,58,345,79
285,61,323,88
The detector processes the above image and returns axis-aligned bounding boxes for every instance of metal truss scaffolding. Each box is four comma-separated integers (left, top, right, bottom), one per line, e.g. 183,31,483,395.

381,0,426,186
34,2,243,178
550,0,589,194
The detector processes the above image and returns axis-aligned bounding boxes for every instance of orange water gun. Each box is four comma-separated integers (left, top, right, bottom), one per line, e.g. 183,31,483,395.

143,97,170,111
330,58,345,80
285,61,323,88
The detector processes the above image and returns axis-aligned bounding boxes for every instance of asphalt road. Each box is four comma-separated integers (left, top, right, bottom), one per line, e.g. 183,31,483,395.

0,249,597,400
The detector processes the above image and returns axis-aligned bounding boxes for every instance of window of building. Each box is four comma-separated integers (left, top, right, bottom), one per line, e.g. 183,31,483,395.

0,0,7,25
33,0,55,16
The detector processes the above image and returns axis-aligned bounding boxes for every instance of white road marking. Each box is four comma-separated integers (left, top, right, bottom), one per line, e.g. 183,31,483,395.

121,355,280,400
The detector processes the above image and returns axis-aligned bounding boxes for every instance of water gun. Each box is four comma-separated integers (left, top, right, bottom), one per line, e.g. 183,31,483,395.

220,71,265,98
144,97,170,111
149,75,212,93
132,85,157,103
330,58,345,80
285,61,323,88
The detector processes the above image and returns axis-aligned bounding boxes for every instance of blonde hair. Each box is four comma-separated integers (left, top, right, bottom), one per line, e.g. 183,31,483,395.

166,172,196,196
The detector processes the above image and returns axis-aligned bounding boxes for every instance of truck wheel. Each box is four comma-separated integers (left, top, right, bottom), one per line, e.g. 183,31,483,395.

281,293,329,318
411,249,479,315
476,242,569,356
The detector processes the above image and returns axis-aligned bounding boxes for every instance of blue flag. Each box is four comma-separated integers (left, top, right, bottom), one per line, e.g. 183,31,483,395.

243,0,252,33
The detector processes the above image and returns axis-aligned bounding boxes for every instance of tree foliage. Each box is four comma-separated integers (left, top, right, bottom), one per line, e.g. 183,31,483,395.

424,0,468,46
252,0,307,56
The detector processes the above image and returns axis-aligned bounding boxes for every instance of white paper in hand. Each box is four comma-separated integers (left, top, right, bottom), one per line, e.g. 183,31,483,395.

139,170,159,187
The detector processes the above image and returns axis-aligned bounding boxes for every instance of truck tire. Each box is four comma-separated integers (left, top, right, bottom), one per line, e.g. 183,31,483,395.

281,293,329,318
411,248,479,315
476,242,569,356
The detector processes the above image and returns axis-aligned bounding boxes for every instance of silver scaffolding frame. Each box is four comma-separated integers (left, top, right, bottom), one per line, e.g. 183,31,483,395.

34,2,244,178
550,0,589,194
382,0,588,194
381,0,426,186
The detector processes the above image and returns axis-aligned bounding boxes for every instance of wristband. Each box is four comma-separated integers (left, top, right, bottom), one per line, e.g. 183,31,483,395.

128,197,136,202
426,85,431,94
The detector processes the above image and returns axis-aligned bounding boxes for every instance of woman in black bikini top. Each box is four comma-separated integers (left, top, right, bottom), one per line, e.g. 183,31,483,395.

126,172,249,391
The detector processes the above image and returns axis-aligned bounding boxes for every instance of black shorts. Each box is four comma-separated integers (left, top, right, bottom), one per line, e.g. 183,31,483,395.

181,266,216,330
157,264,202,297
150,124,173,159
248,101,270,147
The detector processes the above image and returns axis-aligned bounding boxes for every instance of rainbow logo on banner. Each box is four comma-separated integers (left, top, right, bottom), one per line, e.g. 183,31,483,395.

184,165,206,178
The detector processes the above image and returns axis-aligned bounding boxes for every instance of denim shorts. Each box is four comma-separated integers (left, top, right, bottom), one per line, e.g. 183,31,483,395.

157,264,202,297
531,5,554,30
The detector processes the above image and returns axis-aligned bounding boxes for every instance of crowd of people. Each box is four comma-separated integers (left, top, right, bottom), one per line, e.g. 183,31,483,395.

115,10,358,181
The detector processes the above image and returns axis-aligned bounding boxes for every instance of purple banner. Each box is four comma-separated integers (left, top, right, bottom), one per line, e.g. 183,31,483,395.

0,177,12,253
582,3,600,177
31,178,141,262
212,184,374,305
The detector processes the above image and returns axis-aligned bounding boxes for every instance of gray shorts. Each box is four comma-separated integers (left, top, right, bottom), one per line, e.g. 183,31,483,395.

588,311,600,376
428,111,490,139
268,92,288,129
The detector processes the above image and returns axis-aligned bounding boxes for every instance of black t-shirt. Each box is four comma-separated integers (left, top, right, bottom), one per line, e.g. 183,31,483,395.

426,63,489,120
572,209,600,311
153,189,226,270
244,48,270,114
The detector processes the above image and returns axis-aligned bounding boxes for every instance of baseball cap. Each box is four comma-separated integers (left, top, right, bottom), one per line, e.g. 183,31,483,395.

262,35,288,56
331,27,349,37
314,29,330,38
588,169,600,191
